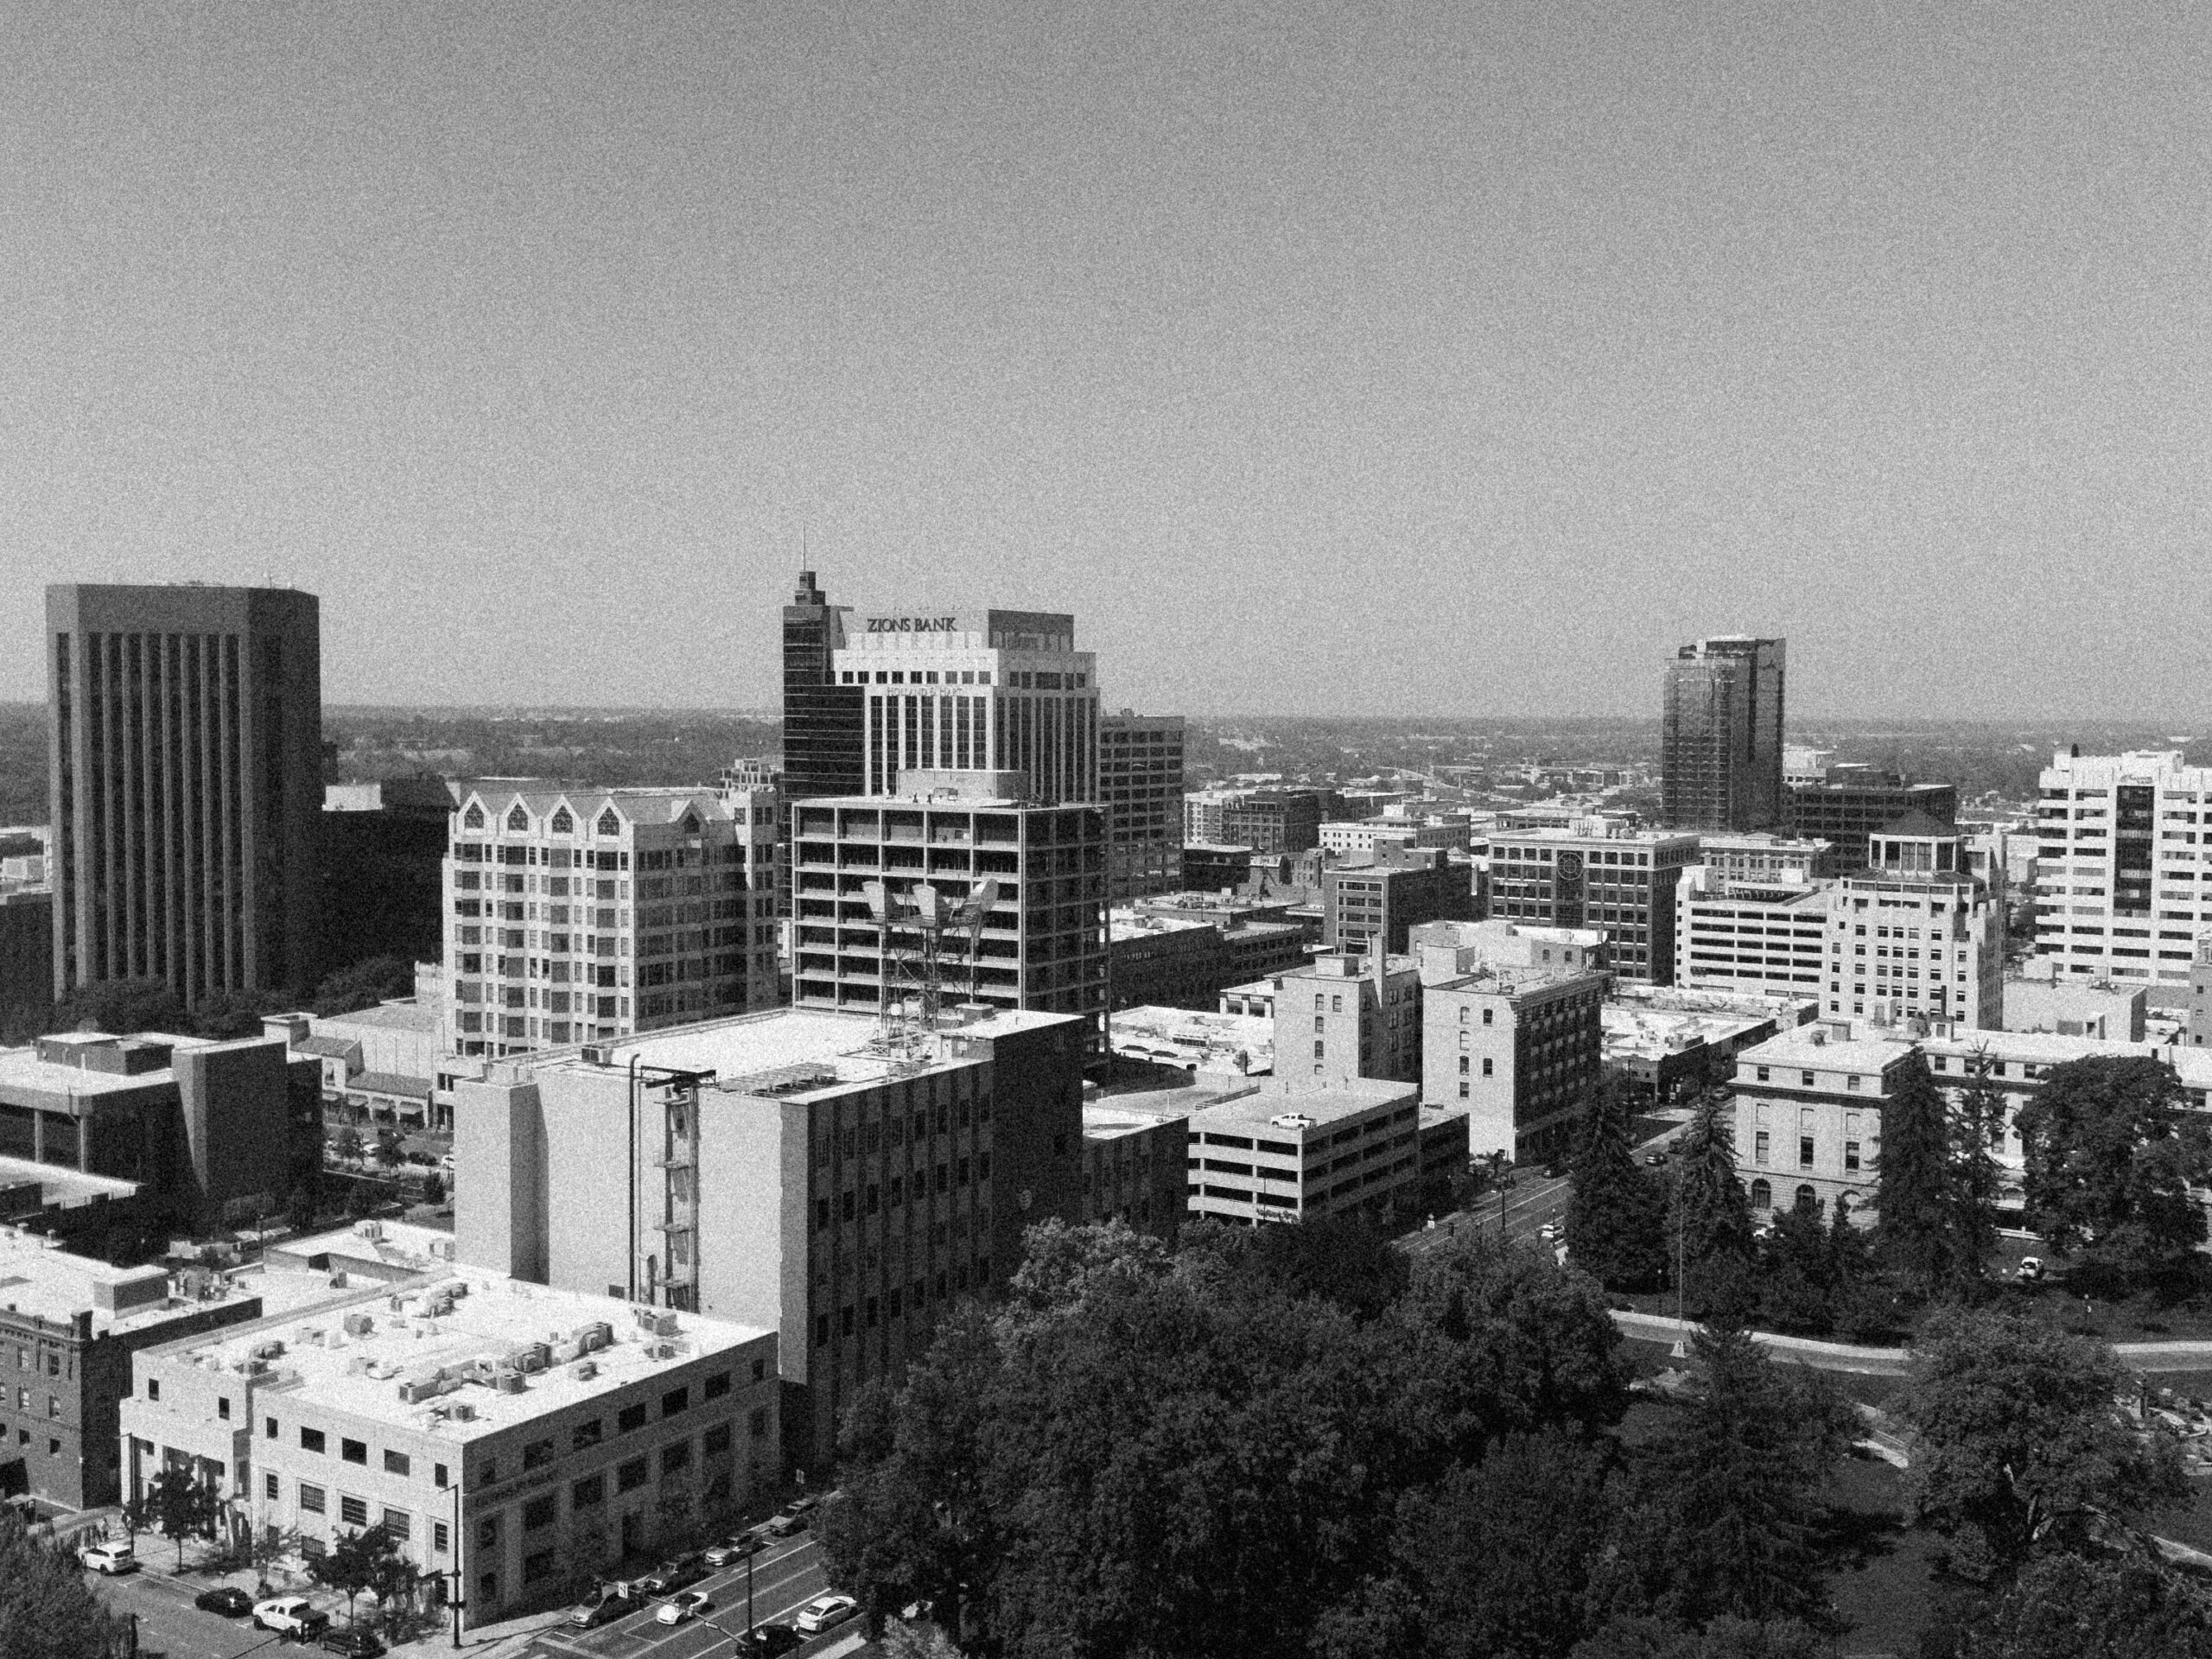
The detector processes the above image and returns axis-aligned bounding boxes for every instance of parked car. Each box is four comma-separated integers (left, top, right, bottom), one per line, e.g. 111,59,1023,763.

253,1598,332,1640
567,1589,641,1629
762,1499,816,1537
739,1624,803,1656
2018,1255,2045,1282
704,1533,764,1567
319,1627,385,1657
794,1594,859,1635
636,1554,709,1596
194,1586,255,1616
77,1541,137,1575
656,1590,714,1626
1644,1152,1668,1166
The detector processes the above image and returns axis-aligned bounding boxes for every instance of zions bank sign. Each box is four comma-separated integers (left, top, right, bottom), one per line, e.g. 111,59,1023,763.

865,616,957,633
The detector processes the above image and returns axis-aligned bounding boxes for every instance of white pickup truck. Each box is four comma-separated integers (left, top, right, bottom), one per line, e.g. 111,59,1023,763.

252,1597,332,1640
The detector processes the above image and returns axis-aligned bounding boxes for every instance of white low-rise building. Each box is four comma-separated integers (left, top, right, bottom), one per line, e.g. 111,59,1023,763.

121,1221,777,1630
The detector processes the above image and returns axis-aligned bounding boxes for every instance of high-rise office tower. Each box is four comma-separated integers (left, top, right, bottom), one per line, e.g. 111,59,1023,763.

1099,710,1184,901
47,583,322,1005
831,608,1098,804
779,572,865,805
1661,636,1786,831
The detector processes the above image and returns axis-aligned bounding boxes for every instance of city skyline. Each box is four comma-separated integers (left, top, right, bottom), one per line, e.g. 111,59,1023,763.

6,4,2209,718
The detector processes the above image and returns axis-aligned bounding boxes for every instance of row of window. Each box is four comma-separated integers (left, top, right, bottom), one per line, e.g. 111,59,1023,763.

812,1267,986,1344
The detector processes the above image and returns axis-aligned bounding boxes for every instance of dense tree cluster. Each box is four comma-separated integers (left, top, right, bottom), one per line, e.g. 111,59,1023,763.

823,1218,1856,1659
0,1509,127,1659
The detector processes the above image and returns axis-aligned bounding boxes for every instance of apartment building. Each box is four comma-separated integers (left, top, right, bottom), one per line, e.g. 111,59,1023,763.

454,1005,1084,1468
1185,1077,1422,1226
1183,790,1331,856
1827,821,2003,1028
833,609,1097,805
0,1234,269,1509
442,787,779,1060
2032,750,2212,1001
789,774,1107,1060
1694,833,1838,882
1485,824,1702,984
2005,972,2145,1042
1661,636,1786,831
1099,712,1185,902
47,583,324,1005
1730,1018,2212,1220
1275,951,1423,1087
123,1224,777,1629
1419,943,1607,1164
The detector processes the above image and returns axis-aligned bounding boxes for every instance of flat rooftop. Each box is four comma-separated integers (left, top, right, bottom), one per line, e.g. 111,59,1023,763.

317,1001,441,1036
0,1230,194,1336
1109,911,1213,943
1083,1103,1187,1141
1188,1075,1417,1132
0,1031,223,1098
0,1156,140,1208
1602,1004,1774,1059
148,1254,770,1443
505,1006,1072,1102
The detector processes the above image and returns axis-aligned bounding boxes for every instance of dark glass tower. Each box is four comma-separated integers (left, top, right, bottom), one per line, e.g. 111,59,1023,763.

1661,635,1785,831
778,572,864,913
48,583,323,1006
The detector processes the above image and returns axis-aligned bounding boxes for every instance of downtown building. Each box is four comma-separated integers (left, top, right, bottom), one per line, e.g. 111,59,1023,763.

47,583,323,1006
454,1005,1084,1468
1321,844,1478,956
442,787,779,1060
1485,822,1702,984
1661,636,1786,831
2032,749,2212,1001
1785,765,1958,871
1100,711,1185,901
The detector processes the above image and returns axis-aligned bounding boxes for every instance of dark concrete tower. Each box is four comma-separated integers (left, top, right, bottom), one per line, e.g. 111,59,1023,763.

47,583,323,1005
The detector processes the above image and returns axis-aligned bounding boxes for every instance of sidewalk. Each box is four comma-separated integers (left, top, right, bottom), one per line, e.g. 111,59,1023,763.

1614,1310,2212,1376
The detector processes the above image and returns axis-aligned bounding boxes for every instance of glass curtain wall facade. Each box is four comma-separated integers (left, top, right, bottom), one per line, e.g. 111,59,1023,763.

1661,636,1786,832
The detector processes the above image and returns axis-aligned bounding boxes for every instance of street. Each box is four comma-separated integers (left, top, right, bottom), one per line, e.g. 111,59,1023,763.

1400,1110,1692,1257
87,1531,874,1659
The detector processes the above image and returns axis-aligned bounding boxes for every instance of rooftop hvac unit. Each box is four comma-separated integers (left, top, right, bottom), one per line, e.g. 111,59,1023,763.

356,1220,383,1241
569,1360,598,1382
342,1313,375,1337
429,1238,455,1261
450,1401,476,1421
492,1370,527,1394
574,1321,613,1352
251,1339,286,1361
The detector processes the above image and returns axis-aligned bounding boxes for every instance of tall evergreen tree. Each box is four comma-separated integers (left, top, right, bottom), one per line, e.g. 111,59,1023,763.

1673,1097,1754,1319
2012,1054,2212,1278
1948,1052,2007,1287
1875,1051,1957,1294
1567,1082,1669,1290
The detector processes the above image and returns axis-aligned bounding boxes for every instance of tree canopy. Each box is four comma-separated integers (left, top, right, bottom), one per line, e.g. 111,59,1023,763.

1896,1308,2186,1574
0,1510,127,1659
2012,1056,2212,1278
1877,1053,1962,1294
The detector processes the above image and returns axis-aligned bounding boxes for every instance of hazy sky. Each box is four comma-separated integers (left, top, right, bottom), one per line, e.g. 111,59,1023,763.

3,3,2208,717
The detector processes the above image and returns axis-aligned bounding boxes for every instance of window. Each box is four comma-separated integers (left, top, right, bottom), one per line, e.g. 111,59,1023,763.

145,1378,160,1402
752,1358,766,1383
382,1510,410,1542
299,1484,326,1514
520,1437,554,1470
617,1457,649,1492
265,1473,279,1500
1753,1130,1770,1165
1796,1184,1818,1209
1799,1136,1815,1168
1481,1058,1494,1077
211,1395,228,1421
1483,1007,1494,1026
1844,1141,1861,1172
384,1450,410,1477
266,1418,278,1440
662,1386,690,1418
340,1496,369,1527
341,1439,367,1465
300,1427,326,1454
434,1463,449,1489
524,1549,557,1585
433,1522,450,1554
617,1402,648,1433
571,1419,602,1451
703,1371,731,1401
477,1516,500,1551
572,1473,605,1509
522,1494,557,1531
